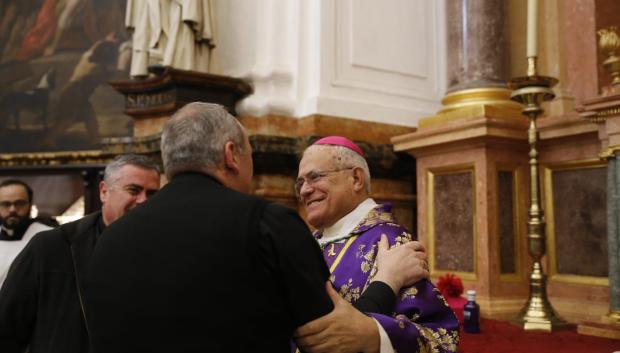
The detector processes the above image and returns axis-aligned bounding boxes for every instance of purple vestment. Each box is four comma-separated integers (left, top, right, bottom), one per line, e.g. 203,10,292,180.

316,203,459,353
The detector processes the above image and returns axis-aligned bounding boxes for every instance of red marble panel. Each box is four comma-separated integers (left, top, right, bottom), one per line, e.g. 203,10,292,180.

552,166,608,277
498,171,517,274
434,171,475,272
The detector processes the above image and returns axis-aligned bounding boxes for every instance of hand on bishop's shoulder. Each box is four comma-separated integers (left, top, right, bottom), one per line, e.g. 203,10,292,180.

372,234,429,294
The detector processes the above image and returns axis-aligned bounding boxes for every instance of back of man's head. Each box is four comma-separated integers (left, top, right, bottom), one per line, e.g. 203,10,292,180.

161,102,245,180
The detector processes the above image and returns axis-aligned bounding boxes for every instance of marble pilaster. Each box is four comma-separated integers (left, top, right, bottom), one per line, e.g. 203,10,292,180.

608,152,620,318
578,88,620,333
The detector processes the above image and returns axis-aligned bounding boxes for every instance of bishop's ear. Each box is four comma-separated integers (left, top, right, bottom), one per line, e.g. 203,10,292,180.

351,167,365,192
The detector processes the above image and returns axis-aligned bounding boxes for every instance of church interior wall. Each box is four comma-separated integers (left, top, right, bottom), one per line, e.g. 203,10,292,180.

211,0,447,127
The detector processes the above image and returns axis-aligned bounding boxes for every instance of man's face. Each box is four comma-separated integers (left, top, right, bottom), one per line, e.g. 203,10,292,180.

297,147,356,229
100,165,161,225
0,184,32,230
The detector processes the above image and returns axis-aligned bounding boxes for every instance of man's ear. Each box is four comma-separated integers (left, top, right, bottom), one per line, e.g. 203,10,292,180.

99,180,108,204
223,141,240,175
352,167,365,192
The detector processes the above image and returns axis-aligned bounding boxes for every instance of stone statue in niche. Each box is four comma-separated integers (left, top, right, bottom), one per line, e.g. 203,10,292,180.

125,0,215,78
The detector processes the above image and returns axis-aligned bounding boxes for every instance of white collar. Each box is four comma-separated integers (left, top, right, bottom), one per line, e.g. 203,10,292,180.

320,198,377,244
0,225,15,237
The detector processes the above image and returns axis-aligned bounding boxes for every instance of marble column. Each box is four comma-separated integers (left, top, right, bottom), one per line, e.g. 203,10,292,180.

608,152,620,320
446,0,508,92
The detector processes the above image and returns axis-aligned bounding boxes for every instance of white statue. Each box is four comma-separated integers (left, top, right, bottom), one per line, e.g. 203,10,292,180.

125,0,215,78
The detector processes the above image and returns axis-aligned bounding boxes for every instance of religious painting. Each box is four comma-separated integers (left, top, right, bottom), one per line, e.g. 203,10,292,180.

0,0,132,153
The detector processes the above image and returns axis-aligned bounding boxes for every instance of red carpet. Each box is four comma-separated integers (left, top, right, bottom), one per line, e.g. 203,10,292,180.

459,318,620,353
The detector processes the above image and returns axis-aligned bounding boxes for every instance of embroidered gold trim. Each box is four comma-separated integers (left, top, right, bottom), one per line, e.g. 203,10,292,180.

329,236,359,273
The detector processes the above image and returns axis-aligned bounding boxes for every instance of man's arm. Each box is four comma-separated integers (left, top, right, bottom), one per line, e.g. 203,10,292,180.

0,238,39,353
296,282,380,353
260,203,334,326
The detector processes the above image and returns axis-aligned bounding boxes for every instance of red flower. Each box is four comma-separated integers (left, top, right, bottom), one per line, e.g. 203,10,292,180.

436,273,464,298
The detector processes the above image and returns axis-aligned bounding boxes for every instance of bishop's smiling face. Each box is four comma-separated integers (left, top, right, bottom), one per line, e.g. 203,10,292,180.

297,146,358,229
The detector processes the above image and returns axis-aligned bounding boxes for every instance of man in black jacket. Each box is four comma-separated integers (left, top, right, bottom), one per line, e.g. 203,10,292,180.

86,102,418,353
0,154,161,353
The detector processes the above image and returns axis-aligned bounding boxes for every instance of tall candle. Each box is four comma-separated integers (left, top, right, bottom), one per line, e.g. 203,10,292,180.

527,0,538,57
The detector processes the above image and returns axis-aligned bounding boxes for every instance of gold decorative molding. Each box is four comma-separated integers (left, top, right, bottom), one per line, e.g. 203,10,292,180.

0,150,111,168
599,144,620,160
419,88,523,128
602,310,620,325
440,88,523,112
427,164,477,281
543,159,609,287
579,105,620,124
0,133,163,168
549,274,608,286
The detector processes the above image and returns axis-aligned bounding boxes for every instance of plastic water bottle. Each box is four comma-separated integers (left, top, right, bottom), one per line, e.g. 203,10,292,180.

463,289,480,333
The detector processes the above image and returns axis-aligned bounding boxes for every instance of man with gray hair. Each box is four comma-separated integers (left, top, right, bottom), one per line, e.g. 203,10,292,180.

86,103,422,353
0,154,160,353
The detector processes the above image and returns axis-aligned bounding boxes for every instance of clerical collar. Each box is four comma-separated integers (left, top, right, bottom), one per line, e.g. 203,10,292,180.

320,198,377,245
0,218,34,241
1,225,15,237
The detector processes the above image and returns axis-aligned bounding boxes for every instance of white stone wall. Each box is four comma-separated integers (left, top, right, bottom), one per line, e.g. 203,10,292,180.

211,0,447,127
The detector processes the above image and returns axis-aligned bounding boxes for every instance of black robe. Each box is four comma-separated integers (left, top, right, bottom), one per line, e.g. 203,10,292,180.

0,212,103,353
85,173,334,353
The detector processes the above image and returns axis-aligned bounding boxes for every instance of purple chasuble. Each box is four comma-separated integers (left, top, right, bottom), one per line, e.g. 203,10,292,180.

316,203,459,353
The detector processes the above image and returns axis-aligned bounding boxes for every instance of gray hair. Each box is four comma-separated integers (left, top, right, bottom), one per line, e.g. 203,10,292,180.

104,154,160,185
161,102,246,179
304,144,372,193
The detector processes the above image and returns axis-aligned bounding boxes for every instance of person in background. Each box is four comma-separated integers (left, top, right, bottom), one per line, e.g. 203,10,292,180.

0,154,161,353
0,179,52,287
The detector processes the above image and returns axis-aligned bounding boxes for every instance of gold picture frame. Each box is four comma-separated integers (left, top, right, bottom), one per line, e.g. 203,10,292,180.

427,164,477,281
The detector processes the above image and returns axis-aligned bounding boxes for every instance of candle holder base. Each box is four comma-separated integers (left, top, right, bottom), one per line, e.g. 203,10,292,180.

511,297,573,332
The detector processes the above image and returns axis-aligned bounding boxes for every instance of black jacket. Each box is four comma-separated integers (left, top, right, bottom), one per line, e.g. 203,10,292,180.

0,212,102,353
86,173,334,353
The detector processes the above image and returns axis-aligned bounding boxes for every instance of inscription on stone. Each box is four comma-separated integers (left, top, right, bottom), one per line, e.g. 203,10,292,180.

126,90,176,109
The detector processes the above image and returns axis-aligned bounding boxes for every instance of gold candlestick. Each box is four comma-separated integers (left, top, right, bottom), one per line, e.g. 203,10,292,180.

508,60,571,331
